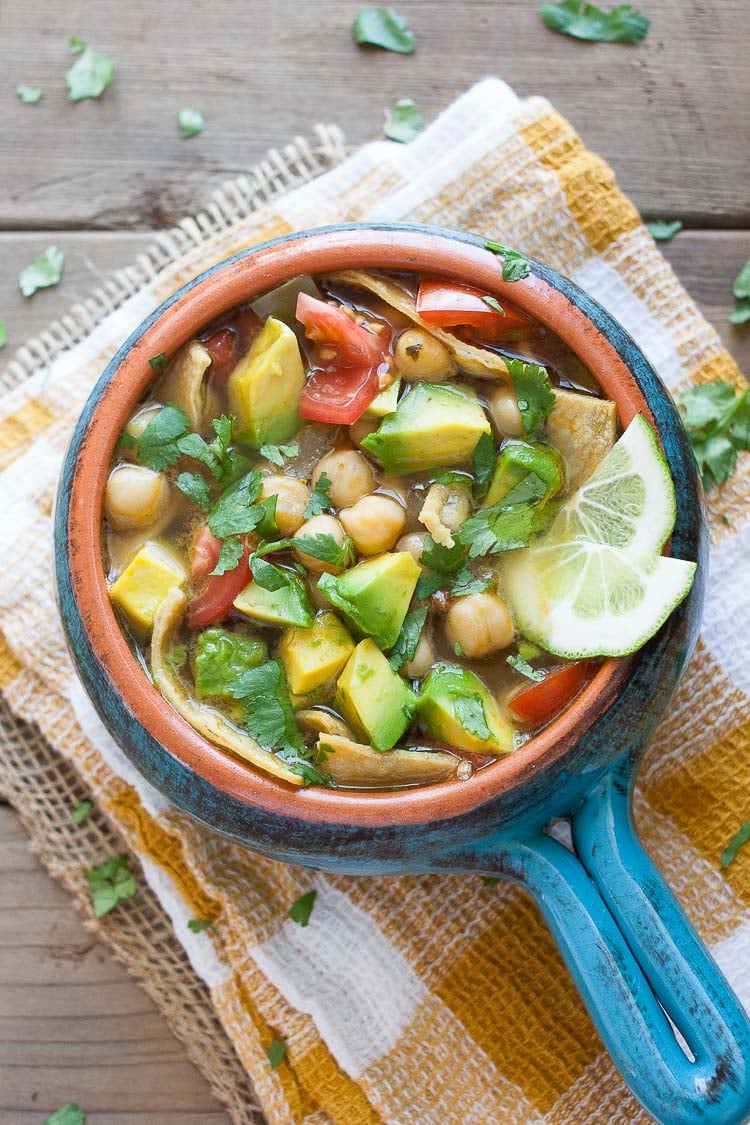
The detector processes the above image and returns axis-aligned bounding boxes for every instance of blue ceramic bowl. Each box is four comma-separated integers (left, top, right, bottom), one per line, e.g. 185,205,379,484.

54,224,750,1124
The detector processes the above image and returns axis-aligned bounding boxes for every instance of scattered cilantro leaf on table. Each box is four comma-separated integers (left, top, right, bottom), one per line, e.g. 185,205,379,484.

69,35,86,54
70,799,93,826
679,381,750,490
188,917,218,933
84,856,136,918
538,1,649,43
507,653,545,681
289,889,317,926
266,1038,287,1068
384,98,423,143
295,532,355,569
16,85,43,104
454,695,491,740
176,471,212,511
208,471,264,538
179,108,204,139
0,322,6,350
304,470,334,517
18,246,64,298
731,258,750,325
44,1104,86,1125
507,358,556,434
389,606,427,671
647,219,683,242
721,822,750,868
210,535,245,575
352,7,415,53
66,46,115,101
485,241,531,282
259,441,300,466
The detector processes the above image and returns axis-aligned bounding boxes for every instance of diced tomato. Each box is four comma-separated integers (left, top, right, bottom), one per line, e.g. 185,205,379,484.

190,526,223,580
509,662,592,726
187,540,251,628
416,279,530,337
296,293,388,424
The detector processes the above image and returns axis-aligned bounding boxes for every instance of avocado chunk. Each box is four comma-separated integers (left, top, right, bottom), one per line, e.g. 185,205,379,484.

361,382,491,474
418,663,515,754
233,572,313,628
335,639,417,751
109,541,186,633
317,733,456,786
279,611,355,696
193,627,268,699
544,388,617,492
483,441,565,508
227,316,304,446
317,551,420,649
364,377,400,418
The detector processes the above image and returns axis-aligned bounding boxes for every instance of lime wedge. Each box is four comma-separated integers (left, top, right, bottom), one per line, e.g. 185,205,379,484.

500,415,697,659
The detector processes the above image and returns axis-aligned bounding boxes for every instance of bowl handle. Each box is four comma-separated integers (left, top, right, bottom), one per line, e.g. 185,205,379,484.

439,756,750,1124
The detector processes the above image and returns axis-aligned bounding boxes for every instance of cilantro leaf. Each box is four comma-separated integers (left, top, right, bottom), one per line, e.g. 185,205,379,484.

729,304,750,326
0,322,7,349
734,259,750,301
304,471,334,518
483,876,502,886
187,917,218,933
70,799,93,826
449,566,491,598
179,107,204,139
266,1038,287,1068
289,889,317,926
208,471,264,538
389,606,427,671
250,553,294,591
482,295,505,315
352,7,415,53
720,822,750,868
84,856,136,918
384,98,423,143
539,1,649,43
647,219,683,242
295,532,355,569
472,431,496,497
458,474,552,558
679,382,750,490
66,46,115,101
44,1104,85,1125
230,660,304,753
18,245,64,297
416,534,468,598
259,441,300,466
177,415,237,480
454,695,491,740
16,85,43,104
506,653,545,681
506,358,555,434
485,241,531,282
69,35,86,54
149,352,166,373
176,471,212,511
210,535,244,575
137,405,190,471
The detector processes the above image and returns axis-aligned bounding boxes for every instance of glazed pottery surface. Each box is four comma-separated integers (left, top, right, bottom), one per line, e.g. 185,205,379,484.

54,224,750,1125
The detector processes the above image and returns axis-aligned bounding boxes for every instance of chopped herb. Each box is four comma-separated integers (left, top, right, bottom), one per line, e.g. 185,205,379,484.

731,258,750,325
485,241,531,282
679,381,750,490
179,414,238,481
16,85,43,104
266,1038,287,1069
482,875,502,886
179,107,204,139
211,535,245,576
405,341,423,359
352,7,415,53
70,799,93,825
647,219,683,242
720,822,750,868
454,641,463,656
482,295,505,315
18,245,64,298
249,551,296,591
230,660,304,754
538,1,649,43
69,35,86,54
187,917,218,933
429,470,472,486
84,856,136,918
289,889,317,926
730,305,750,326
44,1104,86,1125
136,405,190,470
507,653,545,681
149,352,166,373
176,471,212,511
66,46,115,101
208,471,264,538
506,358,556,434
472,431,496,497
384,98,423,143
32,1092,39,1101
388,606,427,671
720,513,730,526
304,470,334,518
294,532,355,569
458,473,553,558
449,566,491,598
259,441,300,466
454,695,491,741
0,322,6,349
416,534,468,598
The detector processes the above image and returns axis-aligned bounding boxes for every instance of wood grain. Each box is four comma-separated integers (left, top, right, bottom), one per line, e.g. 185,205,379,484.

2,0,750,230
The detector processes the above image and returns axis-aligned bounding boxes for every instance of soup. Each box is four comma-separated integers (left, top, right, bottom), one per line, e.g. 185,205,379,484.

103,268,622,790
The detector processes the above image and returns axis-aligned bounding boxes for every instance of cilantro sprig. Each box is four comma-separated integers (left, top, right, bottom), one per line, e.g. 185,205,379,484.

506,359,556,435
44,1104,86,1125
304,471,334,518
454,695,491,740
18,245,64,298
384,98,423,143
208,471,265,538
458,473,556,558
266,1038,287,1068
731,258,750,326
84,856,136,918
352,7,415,53
679,381,750,490
66,45,115,101
507,653,545,681
295,532,356,569
389,606,427,671
289,889,317,926
538,1,649,44
647,219,683,242
260,441,300,466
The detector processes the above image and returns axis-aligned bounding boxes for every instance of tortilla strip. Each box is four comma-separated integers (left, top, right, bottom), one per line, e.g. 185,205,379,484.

326,270,510,379
157,340,217,430
545,388,618,492
317,733,457,786
151,587,304,786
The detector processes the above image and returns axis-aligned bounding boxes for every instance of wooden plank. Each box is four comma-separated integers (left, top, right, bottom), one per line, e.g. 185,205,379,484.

2,230,749,372
0,806,230,1124
2,0,749,230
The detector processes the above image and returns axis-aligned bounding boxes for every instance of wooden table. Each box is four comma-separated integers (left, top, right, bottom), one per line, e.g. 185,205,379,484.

1,2,748,1120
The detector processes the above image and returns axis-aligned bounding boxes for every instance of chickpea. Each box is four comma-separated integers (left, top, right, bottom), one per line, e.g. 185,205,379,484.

488,385,524,438
339,495,406,556
311,450,376,509
445,592,515,660
394,328,457,383
104,464,172,532
350,417,378,448
260,475,310,536
293,514,347,574
396,532,427,563
403,631,435,679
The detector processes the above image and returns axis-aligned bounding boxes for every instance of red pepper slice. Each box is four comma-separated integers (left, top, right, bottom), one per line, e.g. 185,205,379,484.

509,662,592,726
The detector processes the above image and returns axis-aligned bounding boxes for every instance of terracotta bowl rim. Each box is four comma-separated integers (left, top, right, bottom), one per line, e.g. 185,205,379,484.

56,221,694,829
